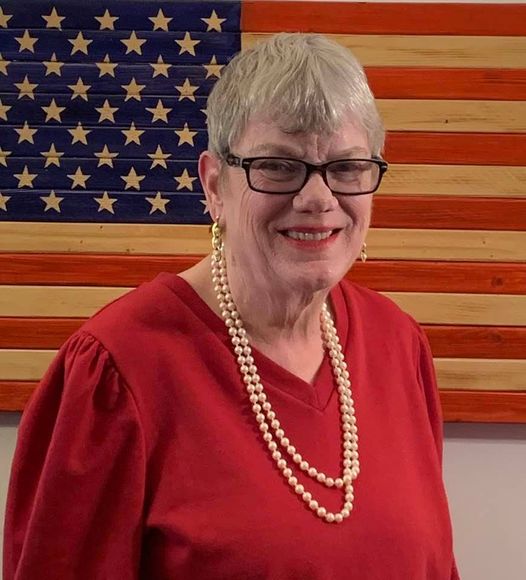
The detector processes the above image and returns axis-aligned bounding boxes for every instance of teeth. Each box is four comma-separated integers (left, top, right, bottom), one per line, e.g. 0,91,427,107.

286,230,333,241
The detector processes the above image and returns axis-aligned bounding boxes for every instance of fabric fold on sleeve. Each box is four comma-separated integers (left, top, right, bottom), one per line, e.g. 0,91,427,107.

3,332,146,580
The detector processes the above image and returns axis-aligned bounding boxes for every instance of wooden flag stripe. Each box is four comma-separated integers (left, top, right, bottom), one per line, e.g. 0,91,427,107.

2,286,526,325
2,255,525,294
372,196,526,231
242,2,526,36
243,34,526,69
2,349,524,391
440,390,526,423
1,224,525,261
366,68,526,101
385,133,526,166
1,318,525,359
0,382,36,412
378,100,526,133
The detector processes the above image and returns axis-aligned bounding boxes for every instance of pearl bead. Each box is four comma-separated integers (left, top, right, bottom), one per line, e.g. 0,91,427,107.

334,513,343,523
317,507,327,518
295,484,304,495
325,513,335,523
283,468,292,478
302,491,312,502
308,467,317,477
309,500,319,511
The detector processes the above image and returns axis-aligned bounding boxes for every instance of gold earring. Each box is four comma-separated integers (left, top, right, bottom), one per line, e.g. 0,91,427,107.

211,219,223,252
360,242,367,263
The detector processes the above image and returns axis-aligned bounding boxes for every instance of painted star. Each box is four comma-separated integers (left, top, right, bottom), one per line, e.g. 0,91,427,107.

14,165,37,188
199,198,210,215
175,168,197,191
68,77,91,101
0,99,12,121
42,7,65,29
41,143,64,167
68,166,90,189
122,77,145,102
146,192,170,215
175,32,200,56
146,100,172,123
40,190,64,212
0,7,13,28
0,192,10,211
203,55,223,79
15,121,38,144
42,98,65,122
122,122,144,146
150,55,171,78
95,9,118,30
121,31,146,55
201,10,226,32
149,9,172,31
176,78,199,102
69,31,92,55
0,147,12,167
68,122,91,145
147,145,171,169
175,122,197,146
15,75,38,99
94,191,117,214
16,30,38,53
96,99,118,123
0,53,9,75
43,53,64,76
96,54,117,77
121,167,145,190
94,145,118,168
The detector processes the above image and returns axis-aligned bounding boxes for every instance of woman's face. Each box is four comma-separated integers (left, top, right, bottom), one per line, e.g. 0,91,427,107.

203,115,374,297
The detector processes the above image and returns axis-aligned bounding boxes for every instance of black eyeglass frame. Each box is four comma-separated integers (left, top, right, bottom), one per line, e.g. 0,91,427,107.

225,153,388,195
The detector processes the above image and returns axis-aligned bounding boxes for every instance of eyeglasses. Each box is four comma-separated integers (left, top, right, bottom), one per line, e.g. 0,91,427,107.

225,154,388,195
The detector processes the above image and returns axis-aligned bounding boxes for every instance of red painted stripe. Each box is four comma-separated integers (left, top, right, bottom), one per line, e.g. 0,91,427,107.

440,390,526,423
2,255,526,293
242,2,526,35
371,196,526,231
385,132,526,166
366,68,526,101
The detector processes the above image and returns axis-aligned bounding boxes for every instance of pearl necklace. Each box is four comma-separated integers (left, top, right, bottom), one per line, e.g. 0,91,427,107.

211,233,360,524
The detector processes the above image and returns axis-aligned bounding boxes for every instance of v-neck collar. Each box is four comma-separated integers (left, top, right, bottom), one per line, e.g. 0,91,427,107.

156,273,350,412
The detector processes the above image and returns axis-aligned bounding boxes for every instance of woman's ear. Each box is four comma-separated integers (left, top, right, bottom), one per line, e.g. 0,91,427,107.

198,150,224,220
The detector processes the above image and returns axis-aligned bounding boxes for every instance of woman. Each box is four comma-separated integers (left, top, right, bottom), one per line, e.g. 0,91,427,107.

4,34,459,579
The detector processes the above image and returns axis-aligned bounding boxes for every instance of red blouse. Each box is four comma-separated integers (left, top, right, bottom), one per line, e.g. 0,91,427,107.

4,274,459,579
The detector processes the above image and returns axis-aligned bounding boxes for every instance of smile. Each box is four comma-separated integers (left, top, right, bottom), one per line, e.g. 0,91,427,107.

285,230,334,241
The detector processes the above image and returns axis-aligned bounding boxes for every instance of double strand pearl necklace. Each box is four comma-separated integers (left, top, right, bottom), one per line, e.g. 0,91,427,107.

211,235,360,524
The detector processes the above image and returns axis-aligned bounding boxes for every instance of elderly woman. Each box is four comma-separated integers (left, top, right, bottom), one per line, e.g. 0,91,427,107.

4,34,459,579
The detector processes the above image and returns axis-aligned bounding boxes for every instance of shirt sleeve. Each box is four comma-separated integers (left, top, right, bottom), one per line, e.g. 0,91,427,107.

3,332,146,580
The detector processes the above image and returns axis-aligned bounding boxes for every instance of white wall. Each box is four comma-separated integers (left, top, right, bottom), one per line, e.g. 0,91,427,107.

2,413,526,579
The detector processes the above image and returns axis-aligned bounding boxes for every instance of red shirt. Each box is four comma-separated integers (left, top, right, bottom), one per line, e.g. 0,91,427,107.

4,274,459,579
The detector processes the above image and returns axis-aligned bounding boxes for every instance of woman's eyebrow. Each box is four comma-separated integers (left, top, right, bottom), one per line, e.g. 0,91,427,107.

247,143,303,157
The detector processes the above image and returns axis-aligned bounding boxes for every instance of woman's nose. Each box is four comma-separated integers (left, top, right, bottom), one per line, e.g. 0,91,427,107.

292,171,338,213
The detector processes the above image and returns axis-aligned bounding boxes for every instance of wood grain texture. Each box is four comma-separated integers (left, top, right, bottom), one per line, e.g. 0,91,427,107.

0,382,36,412
440,390,526,423
385,292,526,325
2,255,525,294
2,318,525,358
385,132,526,165
366,68,526,101
243,33,526,69
378,100,526,133
0,350,56,381
372,196,526,230
2,224,525,261
242,2,526,36
435,358,526,391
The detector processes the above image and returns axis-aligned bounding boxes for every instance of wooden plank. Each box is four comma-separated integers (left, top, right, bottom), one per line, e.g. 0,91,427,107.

371,196,526,230
385,133,526,166
2,256,526,294
385,292,526,326
242,2,526,36
0,350,56,381
424,326,526,360
382,164,526,197
440,390,526,423
368,229,526,262
2,223,526,261
435,358,526,391
2,318,525,359
366,68,526,101
0,381,36,412
243,34,526,69
378,100,526,133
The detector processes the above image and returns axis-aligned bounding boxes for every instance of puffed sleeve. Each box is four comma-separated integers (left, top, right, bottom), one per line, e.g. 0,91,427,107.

3,332,146,580
416,325,461,580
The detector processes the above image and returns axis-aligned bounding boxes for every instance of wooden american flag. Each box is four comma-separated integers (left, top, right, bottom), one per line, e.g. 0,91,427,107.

0,1,525,421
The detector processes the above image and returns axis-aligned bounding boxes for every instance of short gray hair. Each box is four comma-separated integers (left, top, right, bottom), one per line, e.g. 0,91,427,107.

206,33,385,158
